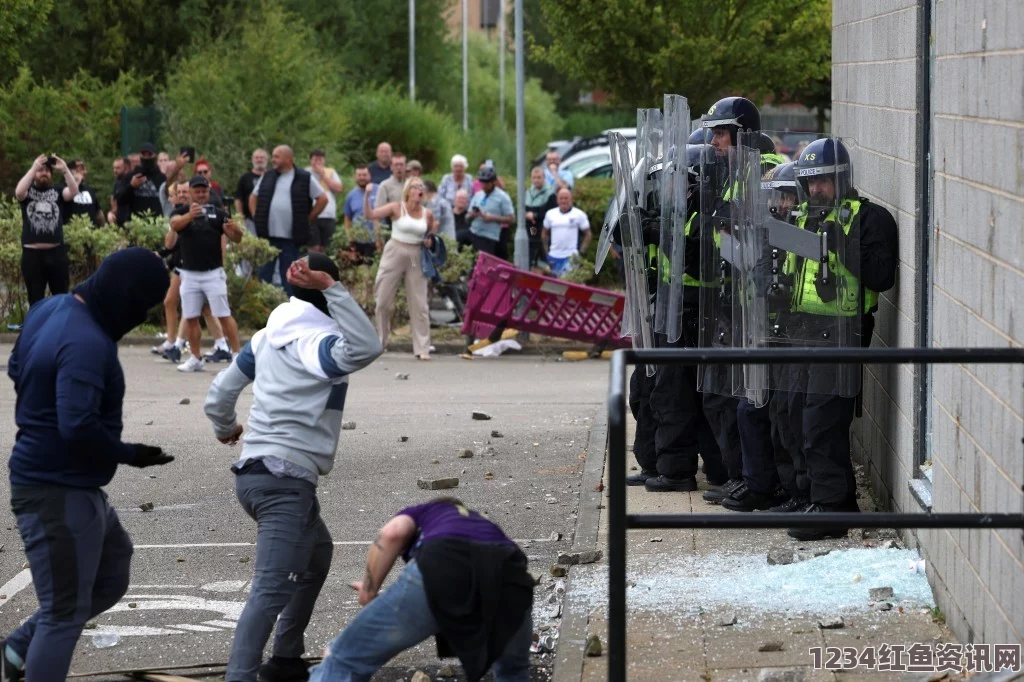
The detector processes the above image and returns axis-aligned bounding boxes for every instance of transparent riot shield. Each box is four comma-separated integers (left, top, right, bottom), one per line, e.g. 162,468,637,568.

655,94,690,343
609,132,656,373
695,126,751,399
768,136,863,398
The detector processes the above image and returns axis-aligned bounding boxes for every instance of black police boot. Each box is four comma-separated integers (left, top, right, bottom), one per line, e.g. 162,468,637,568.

644,475,698,493
786,503,850,541
702,478,743,504
626,469,658,486
768,495,810,513
258,656,310,682
721,482,789,513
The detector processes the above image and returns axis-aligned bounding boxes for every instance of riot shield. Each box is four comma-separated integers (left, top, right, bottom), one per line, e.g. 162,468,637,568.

655,94,690,343
609,132,656,371
695,124,752,399
767,136,863,398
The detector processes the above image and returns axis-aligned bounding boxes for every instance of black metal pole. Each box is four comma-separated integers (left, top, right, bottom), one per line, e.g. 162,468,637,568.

623,347,1024,366
627,512,1024,530
607,352,628,682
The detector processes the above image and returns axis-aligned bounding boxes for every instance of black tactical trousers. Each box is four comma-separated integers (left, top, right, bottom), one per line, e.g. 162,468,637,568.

649,330,724,481
629,365,657,473
769,391,808,498
785,378,857,508
737,395,780,494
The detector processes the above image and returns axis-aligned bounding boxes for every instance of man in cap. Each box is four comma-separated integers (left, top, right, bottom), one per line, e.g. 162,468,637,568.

113,142,166,224
205,254,383,682
1,248,173,681
169,175,244,372
468,166,515,256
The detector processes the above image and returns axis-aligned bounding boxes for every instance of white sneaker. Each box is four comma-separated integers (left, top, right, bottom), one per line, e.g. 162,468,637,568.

151,340,173,355
177,355,205,373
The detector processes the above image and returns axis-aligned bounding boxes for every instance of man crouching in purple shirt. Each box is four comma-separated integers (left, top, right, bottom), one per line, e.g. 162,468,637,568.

309,498,535,682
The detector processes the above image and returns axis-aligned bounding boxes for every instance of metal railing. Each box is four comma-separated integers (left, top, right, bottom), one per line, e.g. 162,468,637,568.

606,346,1024,682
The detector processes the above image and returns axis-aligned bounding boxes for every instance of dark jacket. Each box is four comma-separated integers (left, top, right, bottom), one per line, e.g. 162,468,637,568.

253,167,313,246
416,537,534,682
8,248,169,487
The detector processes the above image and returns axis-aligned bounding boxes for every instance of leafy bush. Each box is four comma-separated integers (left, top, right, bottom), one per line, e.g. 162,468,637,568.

560,108,636,139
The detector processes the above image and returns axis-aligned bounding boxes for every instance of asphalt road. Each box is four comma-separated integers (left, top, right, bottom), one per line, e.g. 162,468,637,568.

0,345,608,680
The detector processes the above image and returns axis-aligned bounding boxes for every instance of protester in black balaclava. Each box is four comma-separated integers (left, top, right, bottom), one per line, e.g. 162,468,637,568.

2,247,173,681
113,142,166,224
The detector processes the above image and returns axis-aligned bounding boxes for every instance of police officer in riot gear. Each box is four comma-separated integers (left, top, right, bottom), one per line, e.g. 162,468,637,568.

778,138,898,540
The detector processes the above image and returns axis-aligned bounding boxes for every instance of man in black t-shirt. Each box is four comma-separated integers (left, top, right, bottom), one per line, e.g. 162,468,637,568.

14,154,78,305
234,148,268,235
63,160,105,227
169,176,244,373
113,142,166,224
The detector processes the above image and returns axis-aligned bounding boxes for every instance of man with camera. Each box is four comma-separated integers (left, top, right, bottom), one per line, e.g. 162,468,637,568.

113,142,166,224
467,166,515,256
14,154,78,305
169,175,244,372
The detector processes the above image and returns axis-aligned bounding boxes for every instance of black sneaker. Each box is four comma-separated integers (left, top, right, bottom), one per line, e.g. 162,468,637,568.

163,345,182,363
702,478,743,504
0,639,23,682
721,483,789,513
786,503,850,541
644,475,698,493
258,656,309,682
626,470,657,486
204,347,234,363
768,496,810,513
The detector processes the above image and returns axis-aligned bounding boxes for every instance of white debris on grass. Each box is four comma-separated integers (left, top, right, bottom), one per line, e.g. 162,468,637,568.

570,548,935,616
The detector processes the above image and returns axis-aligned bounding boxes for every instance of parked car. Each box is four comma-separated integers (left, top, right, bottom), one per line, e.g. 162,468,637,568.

777,131,821,157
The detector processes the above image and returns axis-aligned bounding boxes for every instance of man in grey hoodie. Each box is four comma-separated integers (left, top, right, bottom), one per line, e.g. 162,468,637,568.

204,253,383,682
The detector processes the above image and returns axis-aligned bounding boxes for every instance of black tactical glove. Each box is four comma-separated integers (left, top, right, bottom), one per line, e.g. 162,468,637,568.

129,444,175,468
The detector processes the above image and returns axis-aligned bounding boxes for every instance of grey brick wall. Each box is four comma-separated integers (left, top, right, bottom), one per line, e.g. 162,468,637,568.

833,0,1023,645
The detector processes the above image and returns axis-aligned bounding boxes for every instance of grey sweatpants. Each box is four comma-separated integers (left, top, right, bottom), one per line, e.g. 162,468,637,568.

227,467,334,682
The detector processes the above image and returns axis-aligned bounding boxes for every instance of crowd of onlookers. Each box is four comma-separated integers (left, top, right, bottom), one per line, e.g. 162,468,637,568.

13,140,594,365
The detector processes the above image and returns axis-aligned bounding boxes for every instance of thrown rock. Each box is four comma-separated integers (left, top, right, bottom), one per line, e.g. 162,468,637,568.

872,601,893,612
139,502,155,512
758,667,806,682
394,373,409,380
398,436,409,442
178,398,190,405
490,430,504,438
549,565,567,578
418,477,459,490
759,641,785,652
557,552,579,566
868,586,894,601
471,410,492,421
457,449,474,459
649,537,663,543
144,420,154,426
818,616,845,629
341,421,356,430
584,634,603,657
438,664,455,678
717,613,737,627
766,548,796,566
238,557,250,564
549,532,563,542
577,549,602,564
128,602,138,609
410,672,431,682
176,557,185,563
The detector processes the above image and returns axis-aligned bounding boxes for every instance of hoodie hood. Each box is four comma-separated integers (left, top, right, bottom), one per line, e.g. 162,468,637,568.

74,247,170,341
265,297,340,349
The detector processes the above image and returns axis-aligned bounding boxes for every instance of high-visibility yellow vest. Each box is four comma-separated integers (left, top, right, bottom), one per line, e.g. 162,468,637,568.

784,199,878,316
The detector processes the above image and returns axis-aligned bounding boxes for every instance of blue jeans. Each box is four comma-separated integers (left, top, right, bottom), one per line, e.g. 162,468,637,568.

6,486,133,681
258,237,299,297
309,561,532,682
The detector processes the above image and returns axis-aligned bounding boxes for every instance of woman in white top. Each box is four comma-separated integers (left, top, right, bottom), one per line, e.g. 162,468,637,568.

364,177,437,360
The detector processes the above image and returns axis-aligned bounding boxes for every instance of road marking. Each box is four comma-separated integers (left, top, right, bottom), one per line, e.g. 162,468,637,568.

203,620,240,629
133,584,196,589
0,569,32,609
200,580,247,592
171,623,222,633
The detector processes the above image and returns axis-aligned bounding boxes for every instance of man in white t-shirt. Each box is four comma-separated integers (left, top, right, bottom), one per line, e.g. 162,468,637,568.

306,149,343,253
542,187,591,278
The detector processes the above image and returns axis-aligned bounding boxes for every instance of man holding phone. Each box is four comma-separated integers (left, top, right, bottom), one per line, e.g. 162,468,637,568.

113,142,166,224
467,166,514,257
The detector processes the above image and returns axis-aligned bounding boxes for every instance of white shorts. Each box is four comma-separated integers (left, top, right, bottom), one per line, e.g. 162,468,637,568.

179,267,230,319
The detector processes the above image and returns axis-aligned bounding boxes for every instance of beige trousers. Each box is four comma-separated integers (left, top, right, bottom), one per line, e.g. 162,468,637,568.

374,240,431,356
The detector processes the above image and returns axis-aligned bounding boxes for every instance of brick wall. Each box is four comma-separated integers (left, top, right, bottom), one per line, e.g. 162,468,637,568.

833,0,1023,644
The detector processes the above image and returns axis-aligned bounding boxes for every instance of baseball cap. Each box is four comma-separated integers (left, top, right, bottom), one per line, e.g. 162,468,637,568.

139,142,157,155
188,175,210,188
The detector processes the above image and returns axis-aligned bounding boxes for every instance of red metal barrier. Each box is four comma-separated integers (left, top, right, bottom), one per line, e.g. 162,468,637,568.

461,253,630,348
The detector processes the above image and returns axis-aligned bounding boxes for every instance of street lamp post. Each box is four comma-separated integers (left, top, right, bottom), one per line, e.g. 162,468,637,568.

409,0,416,102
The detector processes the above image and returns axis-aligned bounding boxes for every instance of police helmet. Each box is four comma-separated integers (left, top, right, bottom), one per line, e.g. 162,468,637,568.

761,162,799,219
701,97,762,143
794,137,853,199
757,132,777,154
688,128,711,145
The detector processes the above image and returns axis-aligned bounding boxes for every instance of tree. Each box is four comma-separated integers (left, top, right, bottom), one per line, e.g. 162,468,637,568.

531,0,831,117
0,0,54,84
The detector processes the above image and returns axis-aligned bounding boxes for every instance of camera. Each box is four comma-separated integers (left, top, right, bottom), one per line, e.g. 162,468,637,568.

45,156,57,167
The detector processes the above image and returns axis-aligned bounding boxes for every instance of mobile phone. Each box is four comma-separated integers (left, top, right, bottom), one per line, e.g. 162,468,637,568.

484,159,494,168
180,146,196,163
46,156,57,167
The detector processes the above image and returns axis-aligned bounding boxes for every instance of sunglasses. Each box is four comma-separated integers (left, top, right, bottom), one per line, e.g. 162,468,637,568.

196,169,211,175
